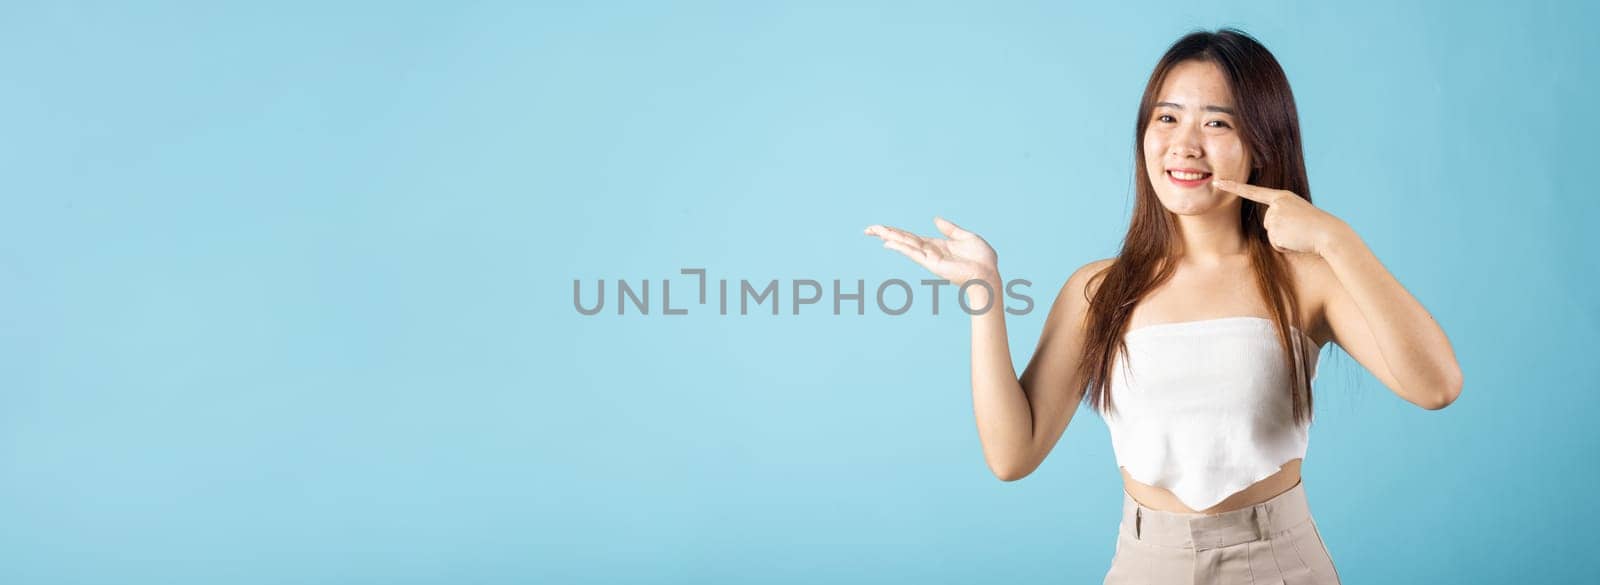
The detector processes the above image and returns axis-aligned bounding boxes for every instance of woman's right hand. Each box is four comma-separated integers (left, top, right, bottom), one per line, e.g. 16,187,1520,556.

864,216,999,285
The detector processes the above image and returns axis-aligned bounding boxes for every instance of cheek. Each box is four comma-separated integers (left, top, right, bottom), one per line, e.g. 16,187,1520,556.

1207,137,1248,171
1142,133,1165,169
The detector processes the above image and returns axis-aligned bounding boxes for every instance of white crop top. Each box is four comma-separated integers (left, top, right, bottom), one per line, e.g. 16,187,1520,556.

1103,316,1320,511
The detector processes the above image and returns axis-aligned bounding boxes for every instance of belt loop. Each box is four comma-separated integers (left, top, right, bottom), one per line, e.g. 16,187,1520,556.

1253,504,1272,540
1135,507,1143,540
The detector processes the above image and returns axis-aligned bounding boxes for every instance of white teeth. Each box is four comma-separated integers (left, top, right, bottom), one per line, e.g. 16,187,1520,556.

1170,170,1210,181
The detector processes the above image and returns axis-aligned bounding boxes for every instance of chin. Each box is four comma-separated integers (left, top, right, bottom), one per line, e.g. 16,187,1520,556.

1155,188,1225,215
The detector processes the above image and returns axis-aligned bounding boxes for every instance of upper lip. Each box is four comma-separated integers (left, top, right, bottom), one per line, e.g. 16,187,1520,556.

1167,167,1213,174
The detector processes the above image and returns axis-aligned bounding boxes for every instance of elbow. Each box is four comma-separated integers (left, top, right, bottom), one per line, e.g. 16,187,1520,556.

992,467,1030,482
1421,368,1464,411
987,458,1035,482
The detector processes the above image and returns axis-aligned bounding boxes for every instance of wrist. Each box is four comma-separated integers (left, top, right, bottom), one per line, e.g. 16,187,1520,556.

959,272,1004,316
1317,221,1359,259
971,267,1002,286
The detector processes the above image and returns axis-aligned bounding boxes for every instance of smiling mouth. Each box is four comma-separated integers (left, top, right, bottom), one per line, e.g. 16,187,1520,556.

1166,170,1213,186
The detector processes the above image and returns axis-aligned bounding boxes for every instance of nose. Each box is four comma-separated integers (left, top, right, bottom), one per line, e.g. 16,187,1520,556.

1169,122,1202,159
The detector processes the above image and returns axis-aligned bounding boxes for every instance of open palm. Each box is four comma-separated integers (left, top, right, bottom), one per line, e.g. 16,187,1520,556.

864,217,999,284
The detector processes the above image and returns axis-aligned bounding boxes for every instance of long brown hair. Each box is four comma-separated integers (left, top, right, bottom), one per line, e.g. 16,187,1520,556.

1078,28,1318,425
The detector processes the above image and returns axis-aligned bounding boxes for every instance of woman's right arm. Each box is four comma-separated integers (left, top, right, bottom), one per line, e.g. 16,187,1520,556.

967,259,1107,480
866,218,1108,481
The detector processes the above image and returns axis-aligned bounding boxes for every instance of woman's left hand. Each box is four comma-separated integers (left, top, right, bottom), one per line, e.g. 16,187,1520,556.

1213,178,1352,257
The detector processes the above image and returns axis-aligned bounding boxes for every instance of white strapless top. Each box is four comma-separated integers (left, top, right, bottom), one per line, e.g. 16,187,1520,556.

1103,316,1320,511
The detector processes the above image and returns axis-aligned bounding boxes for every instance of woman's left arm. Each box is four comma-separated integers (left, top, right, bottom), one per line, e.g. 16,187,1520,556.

1215,179,1465,410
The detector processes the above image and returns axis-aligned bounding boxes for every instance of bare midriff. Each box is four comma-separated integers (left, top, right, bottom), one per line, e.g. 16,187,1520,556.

1120,458,1303,514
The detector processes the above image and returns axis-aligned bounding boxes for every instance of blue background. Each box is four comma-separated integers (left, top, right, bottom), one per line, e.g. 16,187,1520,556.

3,1,1595,583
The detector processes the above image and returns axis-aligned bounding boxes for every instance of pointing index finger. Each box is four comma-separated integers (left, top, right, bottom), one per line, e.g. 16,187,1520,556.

1213,179,1279,204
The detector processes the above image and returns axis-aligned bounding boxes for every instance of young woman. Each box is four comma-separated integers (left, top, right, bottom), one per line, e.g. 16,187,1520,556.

864,28,1462,584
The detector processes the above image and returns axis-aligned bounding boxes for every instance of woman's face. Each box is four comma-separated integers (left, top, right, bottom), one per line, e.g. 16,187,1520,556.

1142,59,1253,216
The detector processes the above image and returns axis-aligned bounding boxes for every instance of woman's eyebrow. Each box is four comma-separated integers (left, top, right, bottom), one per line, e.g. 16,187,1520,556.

1155,101,1236,115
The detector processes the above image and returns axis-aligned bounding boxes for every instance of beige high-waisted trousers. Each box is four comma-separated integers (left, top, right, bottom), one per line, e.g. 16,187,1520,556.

1102,480,1342,585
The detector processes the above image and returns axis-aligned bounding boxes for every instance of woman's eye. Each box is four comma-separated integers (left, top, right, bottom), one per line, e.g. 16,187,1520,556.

1158,114,1176,123
1206,120,1232,128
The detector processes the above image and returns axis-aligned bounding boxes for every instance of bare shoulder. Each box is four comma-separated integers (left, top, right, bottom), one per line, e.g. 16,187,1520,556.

1067,257,1118,297
1043,257,1116,320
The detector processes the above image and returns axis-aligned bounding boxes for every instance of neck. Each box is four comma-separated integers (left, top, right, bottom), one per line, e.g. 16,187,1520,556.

1173,201,1247,265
